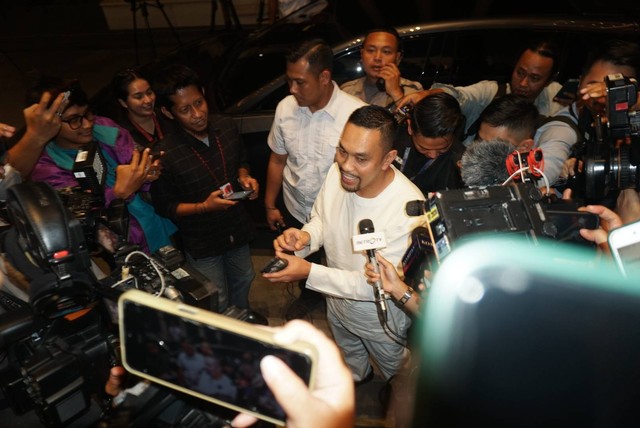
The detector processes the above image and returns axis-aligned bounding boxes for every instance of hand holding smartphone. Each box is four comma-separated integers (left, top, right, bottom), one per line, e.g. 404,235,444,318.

224,190,254,201
118,290,317,425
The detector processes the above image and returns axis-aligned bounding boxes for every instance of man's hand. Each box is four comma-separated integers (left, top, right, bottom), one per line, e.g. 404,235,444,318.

0,122,16,139
616,189,640,225
378,63,403,101
238,174,259,200
394,88,444,110
262,251,311,283
364,253,404,298
266,207,285,230
23,91,68,144
231,320,355,428
578,204,623,252
113,148,159,199
105,366,127,398
203,189,238,211
274,227,310,252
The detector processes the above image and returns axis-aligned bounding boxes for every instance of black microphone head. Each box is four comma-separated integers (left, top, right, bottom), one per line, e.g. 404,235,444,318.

461,138,514,187
358,219,374,234
405,200,426,217
411,226,429,238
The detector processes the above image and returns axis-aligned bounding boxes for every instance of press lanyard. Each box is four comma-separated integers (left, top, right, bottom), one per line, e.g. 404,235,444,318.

128,113,164,145
189,134,228,184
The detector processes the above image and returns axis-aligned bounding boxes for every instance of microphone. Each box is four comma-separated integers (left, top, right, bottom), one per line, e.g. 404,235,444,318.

401,226,433,289
405,200,427,217
357,219,388,322
460,138,514,187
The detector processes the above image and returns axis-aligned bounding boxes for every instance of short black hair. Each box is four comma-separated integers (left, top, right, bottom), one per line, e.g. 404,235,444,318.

286,38,333,75
153,64,202,111
583,39,640,77
524,39,559,79
479,94,539,140
363,27,402,53
347,105,397,153
25,75,88,112
409,92,465,141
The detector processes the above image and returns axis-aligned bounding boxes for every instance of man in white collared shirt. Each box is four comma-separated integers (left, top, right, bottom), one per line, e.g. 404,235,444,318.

265,38,365,319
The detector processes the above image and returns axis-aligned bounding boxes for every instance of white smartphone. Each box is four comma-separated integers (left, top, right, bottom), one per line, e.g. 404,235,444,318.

118,289,317,425
608,219,640,276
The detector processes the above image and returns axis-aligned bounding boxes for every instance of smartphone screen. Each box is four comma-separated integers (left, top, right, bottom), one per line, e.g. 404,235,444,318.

120,297,313,424
609,220,640,276
225,190,254,201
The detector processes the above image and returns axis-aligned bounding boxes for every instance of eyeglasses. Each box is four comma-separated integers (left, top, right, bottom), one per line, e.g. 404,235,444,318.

61,111,96,130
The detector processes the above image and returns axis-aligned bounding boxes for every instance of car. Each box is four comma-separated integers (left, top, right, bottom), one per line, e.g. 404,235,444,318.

223,16,640,225
93,13,640,228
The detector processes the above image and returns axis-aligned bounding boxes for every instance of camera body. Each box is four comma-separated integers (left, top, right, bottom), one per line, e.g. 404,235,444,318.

0,182,119,427
571,74,640,202
423,182,599,263
0,309,119,427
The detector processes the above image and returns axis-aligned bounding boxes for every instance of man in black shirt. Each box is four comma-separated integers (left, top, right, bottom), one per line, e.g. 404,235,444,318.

151,64,259,312
395,92,465,195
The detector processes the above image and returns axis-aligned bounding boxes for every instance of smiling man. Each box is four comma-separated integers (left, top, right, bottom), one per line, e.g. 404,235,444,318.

29,77,176,254
264,38,364,320
263,105,424,383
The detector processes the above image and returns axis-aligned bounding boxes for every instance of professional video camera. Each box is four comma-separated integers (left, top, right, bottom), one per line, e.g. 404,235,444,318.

0,182,234,427
405,182,599,271
0,181,119,427
571,73,640,202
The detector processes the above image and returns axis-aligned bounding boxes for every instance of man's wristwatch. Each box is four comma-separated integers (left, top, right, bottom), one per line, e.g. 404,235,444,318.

398,287,414,306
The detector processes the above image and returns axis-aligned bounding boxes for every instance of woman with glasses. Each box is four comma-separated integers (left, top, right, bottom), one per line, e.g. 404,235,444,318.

110,68,170,151
27,76,177,254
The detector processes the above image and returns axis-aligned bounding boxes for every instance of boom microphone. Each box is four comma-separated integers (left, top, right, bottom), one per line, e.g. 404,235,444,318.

357,219,388,322
461,138,514,187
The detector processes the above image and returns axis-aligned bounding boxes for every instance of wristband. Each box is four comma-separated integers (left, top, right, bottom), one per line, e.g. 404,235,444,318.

265,206,278,211
398,287,414,306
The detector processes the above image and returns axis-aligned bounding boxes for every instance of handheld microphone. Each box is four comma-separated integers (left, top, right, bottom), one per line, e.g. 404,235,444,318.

405,200,427,217
357,219,388,322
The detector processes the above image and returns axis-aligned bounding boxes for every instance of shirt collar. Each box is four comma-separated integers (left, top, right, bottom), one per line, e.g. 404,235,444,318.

297,81,341,119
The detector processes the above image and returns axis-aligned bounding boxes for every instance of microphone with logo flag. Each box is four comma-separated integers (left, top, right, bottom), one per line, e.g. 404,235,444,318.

355,219,388,323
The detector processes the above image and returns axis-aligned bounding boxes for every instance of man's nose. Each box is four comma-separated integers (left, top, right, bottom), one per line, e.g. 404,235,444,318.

191,106,204,118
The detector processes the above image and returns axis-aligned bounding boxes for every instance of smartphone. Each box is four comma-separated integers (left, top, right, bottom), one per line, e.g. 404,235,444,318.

553,78,579,105
224,190,254,201
608,219,640,276
544,209,600,246
118,289,317,425
260,257,288,273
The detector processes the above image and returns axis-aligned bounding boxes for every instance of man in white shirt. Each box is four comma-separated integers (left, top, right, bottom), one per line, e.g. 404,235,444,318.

263,105,425,382
264,38,365,319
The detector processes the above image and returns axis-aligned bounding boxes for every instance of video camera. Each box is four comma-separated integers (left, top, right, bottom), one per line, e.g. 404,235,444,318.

404,182,599,274
571,73,640,202
0,182,250,427
0,182,119,427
